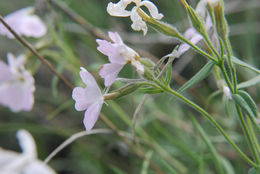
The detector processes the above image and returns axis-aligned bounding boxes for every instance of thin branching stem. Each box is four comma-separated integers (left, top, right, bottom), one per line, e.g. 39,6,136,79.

154,79,258,168
0,16,74,90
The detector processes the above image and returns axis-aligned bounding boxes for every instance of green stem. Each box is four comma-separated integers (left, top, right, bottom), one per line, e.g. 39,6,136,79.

154,80,257,167
219,60,234,93
247,117,260,155
191,116,224,174
223,38,238,93
202,33,222,62
236,106,260,164
177,35,218,63
201,33,234,93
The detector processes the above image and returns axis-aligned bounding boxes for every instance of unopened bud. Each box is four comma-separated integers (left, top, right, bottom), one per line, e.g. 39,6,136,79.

137,8,179,37
103,83,142,100
140,58,155,68
181,0,206,34
214,1,228,39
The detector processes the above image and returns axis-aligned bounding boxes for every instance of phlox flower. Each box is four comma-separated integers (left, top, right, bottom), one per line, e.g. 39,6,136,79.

97,32,144,87
177,15,213,57
107,0,163,35
72,67,104,131
0,53,35,112
0,7,47,38
0,129,56,174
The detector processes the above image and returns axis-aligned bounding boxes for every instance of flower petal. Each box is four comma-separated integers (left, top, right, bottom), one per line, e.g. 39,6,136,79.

0,7,46,38
131,60,144,75
16,129,36,158
72,87,92,111
18,15,47,38
22,160,56,174
0,60,12,83
79,68,101,96
130,7,147,35
96,39,125,64
99,63,124,87
108,31,123,44
83,100,103,131
72,68,103,111
107,0,132,17
139,1,163,19
0,73,35,112
184,28,196,39
7,53,26,73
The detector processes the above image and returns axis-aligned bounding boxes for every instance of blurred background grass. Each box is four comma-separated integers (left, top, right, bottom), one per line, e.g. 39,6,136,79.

0,0,259,173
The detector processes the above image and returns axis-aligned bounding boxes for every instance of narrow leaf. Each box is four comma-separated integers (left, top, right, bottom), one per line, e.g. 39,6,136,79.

231,56,260,74
165,63,172,85
178,61,215,93
248,167,260,174
238,75,260,89
232,94,256,122
237,90,258,118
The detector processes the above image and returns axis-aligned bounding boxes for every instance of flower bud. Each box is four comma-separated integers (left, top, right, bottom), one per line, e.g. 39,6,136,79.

214,0,228,39
137,8,179,37
140,58,155,68
104,83,142,100
181,0,206,35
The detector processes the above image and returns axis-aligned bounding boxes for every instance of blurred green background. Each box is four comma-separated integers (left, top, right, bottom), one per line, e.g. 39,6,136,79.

0,0,259,173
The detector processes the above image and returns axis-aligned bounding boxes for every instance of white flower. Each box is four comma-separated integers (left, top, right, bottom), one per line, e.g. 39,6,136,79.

0,53,35,112
0,129,56,174
107,0,163,35
0,7,47,38
72,67,104,131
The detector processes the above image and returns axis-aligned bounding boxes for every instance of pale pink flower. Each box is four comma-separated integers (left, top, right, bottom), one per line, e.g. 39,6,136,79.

0,7,47,38
72,67,104,131
177,15,213,57
107,0,163,35
0,129,56,174
0,53,35,112
97,32,144,87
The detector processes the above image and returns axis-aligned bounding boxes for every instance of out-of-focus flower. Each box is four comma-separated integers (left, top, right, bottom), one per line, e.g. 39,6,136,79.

175,15,213,57
0,7,47,38
0,53,35,112
97,32,144,87
217,80,232,100
72,67,104,131
107,0,163,35
0,129,56,174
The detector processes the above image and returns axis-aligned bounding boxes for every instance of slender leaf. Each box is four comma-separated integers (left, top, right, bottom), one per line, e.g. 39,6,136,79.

248,167,260,174
141,151,153,174
238,75,260,89
231,56,260,74
237,90,258,118
191,115,224,174
165,63,173,85
232,94,256,122
178,61,215,93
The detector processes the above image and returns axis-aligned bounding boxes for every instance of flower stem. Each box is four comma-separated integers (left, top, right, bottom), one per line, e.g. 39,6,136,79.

223,38,238,93
154,80,258,168
176,35,218,63
236,106,260,164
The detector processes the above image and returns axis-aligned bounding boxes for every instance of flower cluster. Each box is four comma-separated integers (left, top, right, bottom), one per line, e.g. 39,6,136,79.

0,53,35,112
72,32,145,131
107,0,163,35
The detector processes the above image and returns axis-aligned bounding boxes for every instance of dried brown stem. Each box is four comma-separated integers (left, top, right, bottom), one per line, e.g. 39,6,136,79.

0,16,74,90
